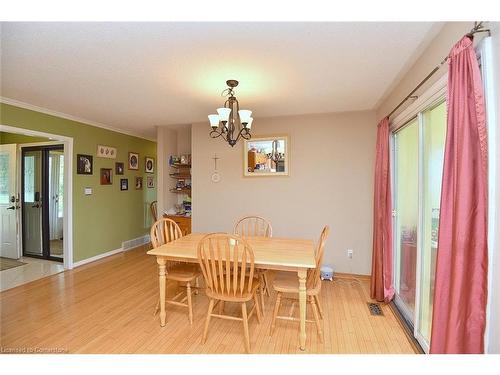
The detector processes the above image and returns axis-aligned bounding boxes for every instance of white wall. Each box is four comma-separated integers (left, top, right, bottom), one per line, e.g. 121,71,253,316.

192,110,377,275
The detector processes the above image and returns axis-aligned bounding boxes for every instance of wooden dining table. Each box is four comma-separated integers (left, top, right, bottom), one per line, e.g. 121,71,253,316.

147,232,316,351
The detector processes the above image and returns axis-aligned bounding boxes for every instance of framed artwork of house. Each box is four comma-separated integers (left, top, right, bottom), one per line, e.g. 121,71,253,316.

243,135,289,177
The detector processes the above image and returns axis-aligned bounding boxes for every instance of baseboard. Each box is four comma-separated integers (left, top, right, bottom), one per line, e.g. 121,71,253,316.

73,234,150,268
334,272,371,280
73,247,123,268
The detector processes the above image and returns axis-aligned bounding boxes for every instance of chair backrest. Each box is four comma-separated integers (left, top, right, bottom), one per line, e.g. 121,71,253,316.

197,233,256,298
150,218,182,248
306,226,330,289
234,215,273,237
150,201,158,222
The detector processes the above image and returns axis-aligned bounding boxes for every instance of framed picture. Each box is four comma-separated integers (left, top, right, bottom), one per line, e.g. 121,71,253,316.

145,157,154,173
100,168,112,185
115,162,124,175
147,176,154,188
243,135,290,177
97,145,117,159
135,176,143,190
128,152,139,170
120,178,128,191
76,154,93,175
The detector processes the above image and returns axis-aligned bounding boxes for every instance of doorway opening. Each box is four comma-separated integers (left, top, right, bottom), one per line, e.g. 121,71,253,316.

0,124,73,291
21,144,65,262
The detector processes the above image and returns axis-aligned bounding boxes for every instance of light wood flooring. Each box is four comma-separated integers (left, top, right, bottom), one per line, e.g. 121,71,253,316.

0,245,416,354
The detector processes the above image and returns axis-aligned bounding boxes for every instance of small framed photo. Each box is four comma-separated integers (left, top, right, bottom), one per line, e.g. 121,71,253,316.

147,176,154,188
100,168,112,185
115,162,124,175
77,154,93,175
135,176,143,190
128,152,139,170
120,178,128,191
145,157,154,173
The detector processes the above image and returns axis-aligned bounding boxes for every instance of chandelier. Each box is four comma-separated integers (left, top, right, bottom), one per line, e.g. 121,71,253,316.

208,79,253,147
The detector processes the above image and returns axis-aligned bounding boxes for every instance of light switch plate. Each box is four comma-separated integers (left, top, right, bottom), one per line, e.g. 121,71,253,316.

84,187,92,195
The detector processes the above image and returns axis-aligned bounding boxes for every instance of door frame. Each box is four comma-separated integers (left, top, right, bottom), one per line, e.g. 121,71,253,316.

20,144,64,262
0,124,74,270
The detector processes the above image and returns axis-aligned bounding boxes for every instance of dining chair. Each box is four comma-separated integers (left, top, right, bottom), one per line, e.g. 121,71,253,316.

150,200,158,222
197,233,262,353
151,218,201,325
233,215,273,313
270,226,330,343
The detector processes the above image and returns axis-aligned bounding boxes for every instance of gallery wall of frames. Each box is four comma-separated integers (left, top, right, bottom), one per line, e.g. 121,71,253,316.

77,144,155,192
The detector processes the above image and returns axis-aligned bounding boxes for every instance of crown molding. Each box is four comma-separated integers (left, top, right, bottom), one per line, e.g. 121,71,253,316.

0,96,156,142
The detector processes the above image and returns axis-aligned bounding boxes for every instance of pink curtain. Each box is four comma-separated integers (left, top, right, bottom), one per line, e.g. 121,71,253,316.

430,35,488,354
370,117,395,303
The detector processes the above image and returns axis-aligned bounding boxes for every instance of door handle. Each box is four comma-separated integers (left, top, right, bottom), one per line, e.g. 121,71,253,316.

7,206,15,210
32,203,40,208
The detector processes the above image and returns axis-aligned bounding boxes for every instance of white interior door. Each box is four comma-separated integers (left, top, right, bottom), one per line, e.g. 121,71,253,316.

0,144,19,259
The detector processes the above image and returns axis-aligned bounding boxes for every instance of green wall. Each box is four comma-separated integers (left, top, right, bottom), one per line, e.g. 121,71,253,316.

0,103,157,262
0,132,49,144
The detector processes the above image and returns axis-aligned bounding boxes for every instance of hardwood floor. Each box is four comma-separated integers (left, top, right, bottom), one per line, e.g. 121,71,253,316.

0,245,416,354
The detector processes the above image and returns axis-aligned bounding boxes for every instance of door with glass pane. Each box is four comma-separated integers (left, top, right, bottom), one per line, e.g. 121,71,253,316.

393,118,419,324
392,100,446,352
21,145,64,261
22,149,43,257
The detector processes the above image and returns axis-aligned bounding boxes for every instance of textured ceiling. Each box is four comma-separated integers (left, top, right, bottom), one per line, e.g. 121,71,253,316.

1,22,442,139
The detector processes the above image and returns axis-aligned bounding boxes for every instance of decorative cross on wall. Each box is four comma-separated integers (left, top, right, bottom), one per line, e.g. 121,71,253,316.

212,154,219,171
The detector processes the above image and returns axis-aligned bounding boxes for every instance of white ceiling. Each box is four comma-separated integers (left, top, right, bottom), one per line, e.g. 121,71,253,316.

1,22,443,139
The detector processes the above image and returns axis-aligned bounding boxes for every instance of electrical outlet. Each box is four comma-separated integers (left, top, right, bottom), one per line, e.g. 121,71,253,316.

347,249,353,258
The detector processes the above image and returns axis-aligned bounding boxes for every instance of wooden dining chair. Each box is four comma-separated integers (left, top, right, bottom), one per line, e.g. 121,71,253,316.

234,215,273,312
151,218,201,325
197,233,262,353
150,200,158,222
270,226,330,343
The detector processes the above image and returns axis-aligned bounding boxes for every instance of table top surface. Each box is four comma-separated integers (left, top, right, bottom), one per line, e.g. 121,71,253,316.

147,233,316,271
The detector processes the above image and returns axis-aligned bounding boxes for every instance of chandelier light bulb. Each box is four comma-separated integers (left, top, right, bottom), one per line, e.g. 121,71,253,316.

217,107,231,122
208,114,219,128
246,117,253,129
238,110,252,125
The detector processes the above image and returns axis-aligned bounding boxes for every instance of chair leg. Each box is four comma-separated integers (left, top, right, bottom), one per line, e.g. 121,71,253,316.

263,272,271,296
241,302,250,353
202,298,215,344
194,276,200,295
270,292,282,336
186,282,193,325
254,293,262,323
310,295,324,343
153,299,160,316
314,295,324,320
259,279,266,317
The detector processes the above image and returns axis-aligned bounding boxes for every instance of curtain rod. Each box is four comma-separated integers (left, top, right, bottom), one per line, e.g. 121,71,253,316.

387,21,491,119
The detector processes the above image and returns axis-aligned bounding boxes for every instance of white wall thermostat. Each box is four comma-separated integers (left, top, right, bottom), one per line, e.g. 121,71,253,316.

84,187,93,195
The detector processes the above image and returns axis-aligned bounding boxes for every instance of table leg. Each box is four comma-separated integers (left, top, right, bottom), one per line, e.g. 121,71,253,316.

157,257,167,326
298,269,307,350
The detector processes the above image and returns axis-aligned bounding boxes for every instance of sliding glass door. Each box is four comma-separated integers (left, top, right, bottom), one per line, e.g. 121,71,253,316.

394,118,419,323
392,100,446,352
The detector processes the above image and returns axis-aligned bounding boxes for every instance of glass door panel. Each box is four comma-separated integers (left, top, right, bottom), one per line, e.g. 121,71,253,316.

48,151,64,259
394,118,419,322
22,150,43,256
417,101,447,346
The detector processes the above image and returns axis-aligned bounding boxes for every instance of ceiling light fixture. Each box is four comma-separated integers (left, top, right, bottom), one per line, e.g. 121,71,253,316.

208,80,252,147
